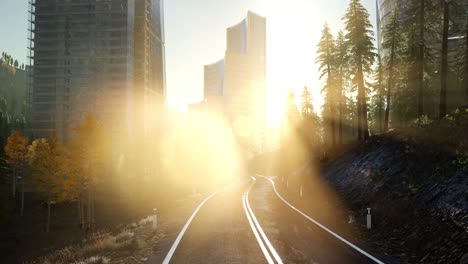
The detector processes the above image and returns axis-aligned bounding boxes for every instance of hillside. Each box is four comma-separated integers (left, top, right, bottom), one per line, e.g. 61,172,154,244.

322,110,468,263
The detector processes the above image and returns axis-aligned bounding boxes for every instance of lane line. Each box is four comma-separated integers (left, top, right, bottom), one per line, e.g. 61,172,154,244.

258,175,385,264
162,183,233,264
242,183,275,264
246,176,283,264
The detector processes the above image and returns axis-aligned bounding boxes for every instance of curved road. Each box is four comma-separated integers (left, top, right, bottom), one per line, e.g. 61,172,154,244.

147,176,384,264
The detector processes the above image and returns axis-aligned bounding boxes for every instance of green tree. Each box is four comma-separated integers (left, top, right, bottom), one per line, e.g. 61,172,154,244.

464,16,468,104
343,0,376,140
381,10,404,130
299,86,320,149
316,23,337,146
403,0,438,118
439,0,450,119
334,31,349,143
371,55,385,134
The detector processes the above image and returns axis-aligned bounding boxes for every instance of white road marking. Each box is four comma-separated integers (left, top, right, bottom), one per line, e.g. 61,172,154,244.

242,182,275,264
162,184,232,264
259,175,385,264
245,176,283,264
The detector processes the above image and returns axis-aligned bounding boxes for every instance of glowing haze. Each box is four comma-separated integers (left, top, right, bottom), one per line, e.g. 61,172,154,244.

164,0,377,125
1,0,377,125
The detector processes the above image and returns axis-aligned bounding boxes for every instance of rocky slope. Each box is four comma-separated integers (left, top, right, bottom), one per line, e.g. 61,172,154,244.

323,132,468,263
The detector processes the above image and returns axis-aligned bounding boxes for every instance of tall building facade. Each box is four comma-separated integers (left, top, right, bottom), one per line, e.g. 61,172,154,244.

28,0,166,143
203,11,267,151
204,58,225,116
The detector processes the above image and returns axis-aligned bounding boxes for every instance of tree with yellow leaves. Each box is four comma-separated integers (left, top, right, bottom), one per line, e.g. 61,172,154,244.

28,132,69,232
68,113,108,230
4,130,28,216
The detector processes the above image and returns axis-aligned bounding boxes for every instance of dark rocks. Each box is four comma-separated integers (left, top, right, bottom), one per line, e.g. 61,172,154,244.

460,253,468,264
322,134,468,263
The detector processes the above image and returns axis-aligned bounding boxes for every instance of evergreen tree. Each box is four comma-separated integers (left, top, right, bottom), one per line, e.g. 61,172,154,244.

439,0,450,119
464,16,468,104
300,86,313,116
334,31,349,144
372,55,385,133
382,10,404,130
299,86,320,148
316,23,337,146
342,0,375,140
403,0,438,118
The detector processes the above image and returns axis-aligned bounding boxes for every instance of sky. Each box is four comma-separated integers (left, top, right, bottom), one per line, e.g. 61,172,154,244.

0,0,377,119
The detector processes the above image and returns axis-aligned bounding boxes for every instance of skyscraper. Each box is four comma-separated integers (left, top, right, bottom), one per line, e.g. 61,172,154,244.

204,11,267,151
28,0,166,142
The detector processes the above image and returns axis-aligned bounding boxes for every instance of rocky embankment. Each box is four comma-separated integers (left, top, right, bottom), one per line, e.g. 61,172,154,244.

323,132,468,263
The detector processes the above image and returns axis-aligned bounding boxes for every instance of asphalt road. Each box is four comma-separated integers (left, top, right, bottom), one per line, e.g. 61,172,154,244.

148,176,383,264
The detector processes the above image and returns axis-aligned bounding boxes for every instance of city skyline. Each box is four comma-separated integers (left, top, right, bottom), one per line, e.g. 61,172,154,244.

0,0,377,121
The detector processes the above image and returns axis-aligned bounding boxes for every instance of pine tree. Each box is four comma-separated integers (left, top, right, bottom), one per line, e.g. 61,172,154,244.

334,31,348,144
300,86,313,116
439,0,450,119
342,0,376,140
382,10,404,130
372,55,385,133
316,23,337,146
299,86,320,149
403,0,438,118
464,16,468,104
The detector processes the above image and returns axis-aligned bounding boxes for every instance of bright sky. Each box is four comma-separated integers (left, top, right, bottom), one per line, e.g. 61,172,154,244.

0,0,377,121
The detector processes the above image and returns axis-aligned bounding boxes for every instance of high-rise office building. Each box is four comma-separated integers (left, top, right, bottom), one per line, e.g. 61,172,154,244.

28,0,166,143
203,11,267,150
204,58,225,116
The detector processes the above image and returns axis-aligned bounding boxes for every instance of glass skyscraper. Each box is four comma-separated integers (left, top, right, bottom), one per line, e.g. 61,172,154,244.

28,0,166,142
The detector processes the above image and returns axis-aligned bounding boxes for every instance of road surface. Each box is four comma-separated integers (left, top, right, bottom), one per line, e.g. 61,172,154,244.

147,176,384,264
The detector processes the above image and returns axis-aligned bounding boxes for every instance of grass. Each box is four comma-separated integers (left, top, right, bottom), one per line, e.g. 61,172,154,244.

33,226,144,264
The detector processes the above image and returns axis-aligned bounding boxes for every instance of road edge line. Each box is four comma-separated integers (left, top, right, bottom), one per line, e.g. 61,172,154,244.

162,183,233,264
259,175,385,264
243,181,275,264
246,176,283,264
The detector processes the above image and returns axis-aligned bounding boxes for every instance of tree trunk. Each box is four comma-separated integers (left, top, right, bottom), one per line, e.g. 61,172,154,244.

80,196,85,230
326,65,336,147
20,176,24,217
12,166,16,198
77,199,82,229
464,16,468,104
378,96,383,133
439,0,449,119
87,189,91,230
46,201,51,232
385,42,395,131
417,0,425,117
357,58,369,140
339,81,344,145
357,92,362,140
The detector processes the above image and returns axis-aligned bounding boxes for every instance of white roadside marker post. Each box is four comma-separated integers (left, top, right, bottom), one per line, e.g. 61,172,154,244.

152,208,158,229
286,179,289,189
366,208,371,230
300,185,303,197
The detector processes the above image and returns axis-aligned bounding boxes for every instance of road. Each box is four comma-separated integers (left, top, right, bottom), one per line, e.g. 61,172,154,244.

147,176,384,264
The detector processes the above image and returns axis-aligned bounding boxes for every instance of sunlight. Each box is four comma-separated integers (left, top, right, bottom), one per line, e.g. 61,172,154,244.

259,0,325,126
